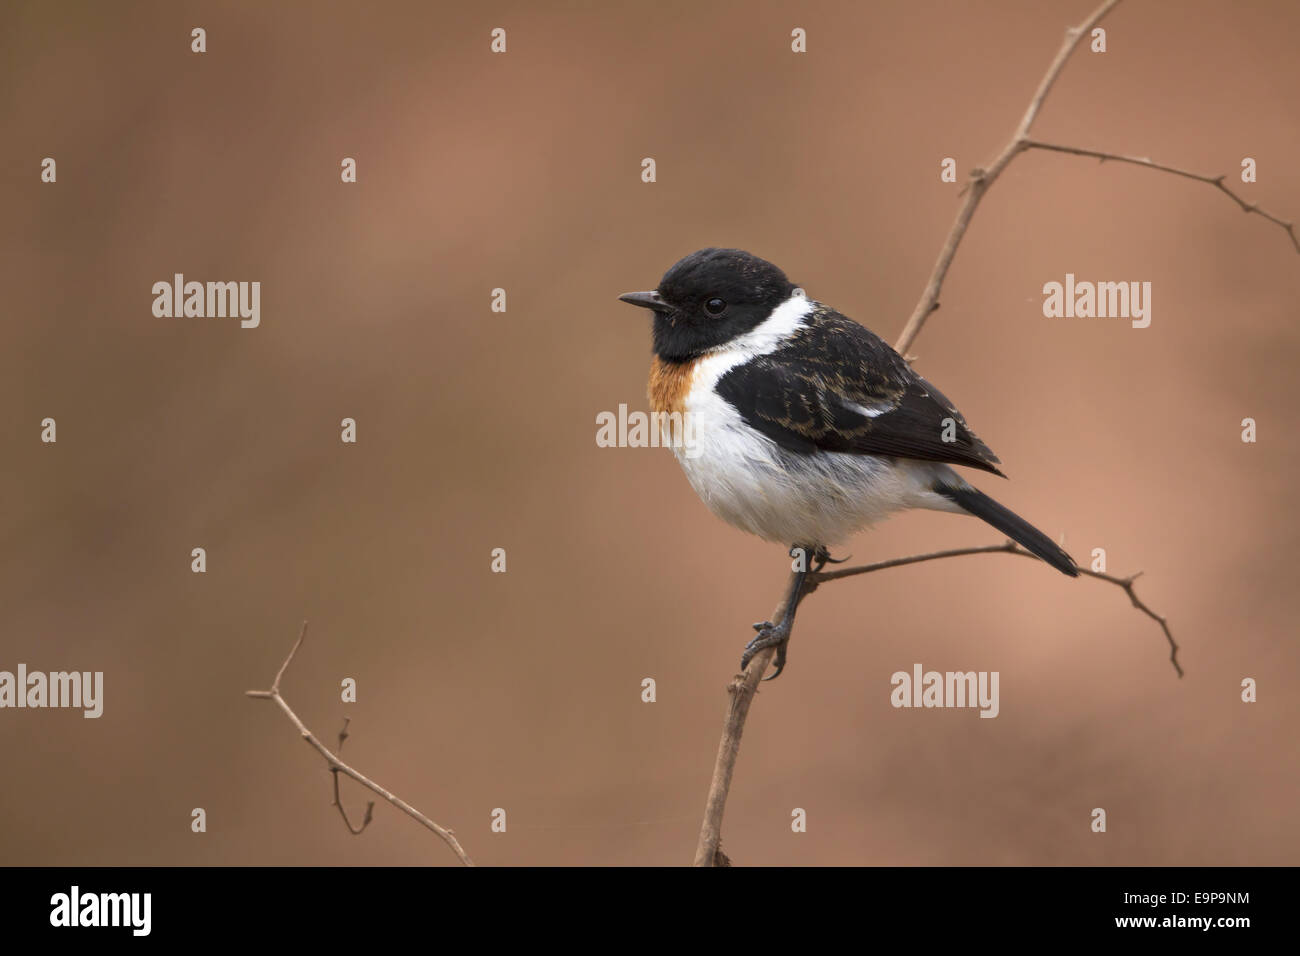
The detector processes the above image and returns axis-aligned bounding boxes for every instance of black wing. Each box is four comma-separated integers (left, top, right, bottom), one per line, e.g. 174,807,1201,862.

714,305,1004,475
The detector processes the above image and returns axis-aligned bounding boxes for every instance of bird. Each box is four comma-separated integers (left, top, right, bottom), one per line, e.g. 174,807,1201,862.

619,247,1077,679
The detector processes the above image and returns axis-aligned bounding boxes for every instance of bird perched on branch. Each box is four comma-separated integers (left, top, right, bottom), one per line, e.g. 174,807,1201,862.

620,248,1076,678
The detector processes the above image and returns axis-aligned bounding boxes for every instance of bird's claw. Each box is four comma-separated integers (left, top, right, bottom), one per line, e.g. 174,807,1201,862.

811,546,850,573
741,620,792,679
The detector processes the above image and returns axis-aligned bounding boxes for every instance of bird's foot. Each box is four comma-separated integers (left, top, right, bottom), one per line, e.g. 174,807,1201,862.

742,618,793,681
811,546,850,573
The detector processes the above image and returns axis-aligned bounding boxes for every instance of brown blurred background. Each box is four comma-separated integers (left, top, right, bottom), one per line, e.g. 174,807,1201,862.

1,0,1297,867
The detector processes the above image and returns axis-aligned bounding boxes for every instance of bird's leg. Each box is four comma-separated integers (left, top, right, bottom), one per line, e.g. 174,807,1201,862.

741,545,816,681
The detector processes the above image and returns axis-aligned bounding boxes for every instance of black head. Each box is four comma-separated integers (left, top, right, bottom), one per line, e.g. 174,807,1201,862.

619,248,797,362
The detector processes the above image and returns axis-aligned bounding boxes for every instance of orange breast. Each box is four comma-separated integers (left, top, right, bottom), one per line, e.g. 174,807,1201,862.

647,356,697,416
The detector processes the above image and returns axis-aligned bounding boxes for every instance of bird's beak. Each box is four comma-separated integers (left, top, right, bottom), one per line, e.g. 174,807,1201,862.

618,290,673,313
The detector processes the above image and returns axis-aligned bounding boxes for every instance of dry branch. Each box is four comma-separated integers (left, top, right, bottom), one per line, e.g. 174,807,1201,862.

693,580,791,867
893,0,1296,357
810,540,1181,677
246,622,474,866
893,0,1124,356
1020,140,1298,252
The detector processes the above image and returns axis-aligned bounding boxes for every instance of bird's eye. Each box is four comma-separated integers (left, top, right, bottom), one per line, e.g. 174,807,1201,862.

704,297,727,316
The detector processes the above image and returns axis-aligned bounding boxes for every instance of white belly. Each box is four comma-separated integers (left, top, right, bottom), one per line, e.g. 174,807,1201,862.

671,389,945,547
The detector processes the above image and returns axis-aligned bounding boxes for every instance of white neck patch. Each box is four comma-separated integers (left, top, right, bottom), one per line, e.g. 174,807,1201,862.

693,290,812,385
712,290,811,359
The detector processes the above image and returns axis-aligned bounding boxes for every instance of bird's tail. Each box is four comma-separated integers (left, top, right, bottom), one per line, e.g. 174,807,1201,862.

934,483,1078,577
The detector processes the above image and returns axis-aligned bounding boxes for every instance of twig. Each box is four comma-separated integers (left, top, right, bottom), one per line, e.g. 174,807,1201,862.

331,767,375,835
809,540,1181,677
331,717,375,835
1020,140,1299,252
893,0,1297,355
894,0,1123,355
693,575,793,867
246,622,474,866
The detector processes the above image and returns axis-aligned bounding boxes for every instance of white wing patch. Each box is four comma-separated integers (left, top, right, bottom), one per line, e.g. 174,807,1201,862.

842,398,891,419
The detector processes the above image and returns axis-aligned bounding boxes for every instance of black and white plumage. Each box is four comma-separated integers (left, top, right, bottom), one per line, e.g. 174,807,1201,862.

621,247,1076,573
620,248,1076,675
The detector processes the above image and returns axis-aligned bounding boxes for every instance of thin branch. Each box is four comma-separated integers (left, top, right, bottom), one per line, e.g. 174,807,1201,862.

331,766,375,835
331,717,375,835
1020,140,1299,252
693,575,793,867
809,540,1181,677
246,622,474,866
894,0,1123,355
